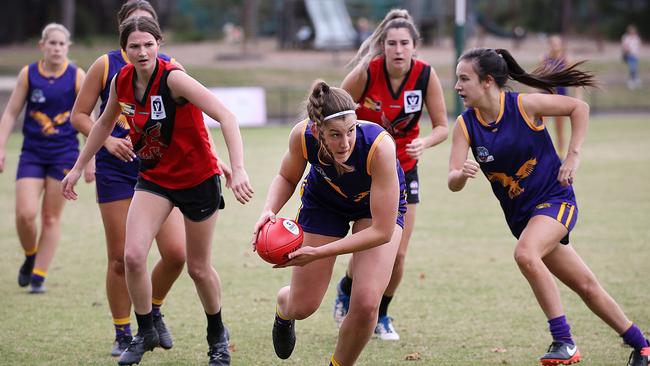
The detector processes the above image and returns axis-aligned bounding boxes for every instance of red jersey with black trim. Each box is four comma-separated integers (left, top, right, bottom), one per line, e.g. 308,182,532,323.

355,56,431,172
115,58,220,189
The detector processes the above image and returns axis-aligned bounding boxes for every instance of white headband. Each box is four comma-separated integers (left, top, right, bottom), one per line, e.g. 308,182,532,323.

323,110,356,121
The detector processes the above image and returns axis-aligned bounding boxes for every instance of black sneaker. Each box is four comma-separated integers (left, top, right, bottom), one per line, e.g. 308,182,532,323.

111,334,133,357
627,343,650,366
272,314,295,360
539,341,581,365
118,328,159,365
207,327,230,366
153,314,173,350
17,258,34,287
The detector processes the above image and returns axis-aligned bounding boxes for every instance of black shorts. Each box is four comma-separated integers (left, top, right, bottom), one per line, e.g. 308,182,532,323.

135,174,225,222
404,165,419,204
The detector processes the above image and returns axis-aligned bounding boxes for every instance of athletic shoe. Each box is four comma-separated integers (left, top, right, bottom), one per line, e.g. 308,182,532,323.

29,280,45,294
207,327,230,366
272,314,296,359
118,328,159,365
627,343,650,366
539,341,581,365
111,334,133,357
333,283,350,327
17,258,34,287
374,316,400,341
153,314,173,350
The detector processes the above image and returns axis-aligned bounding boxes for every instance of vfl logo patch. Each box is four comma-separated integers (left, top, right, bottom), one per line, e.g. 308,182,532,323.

119,102,136,117
404,90,422,114
30,89,46,103
476,146,494,163
150,95,166,120
282,220,300,235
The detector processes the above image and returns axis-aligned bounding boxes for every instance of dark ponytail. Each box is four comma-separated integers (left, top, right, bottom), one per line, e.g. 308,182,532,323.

306,80,357,176
460,48,596,93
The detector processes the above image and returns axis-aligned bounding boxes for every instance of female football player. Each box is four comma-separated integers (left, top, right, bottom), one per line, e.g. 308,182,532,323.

62,16,253,366
448,47,648,366
0,23,85,294
253,80,407,365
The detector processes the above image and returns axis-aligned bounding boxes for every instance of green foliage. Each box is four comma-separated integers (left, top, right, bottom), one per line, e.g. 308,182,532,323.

0,116,649,365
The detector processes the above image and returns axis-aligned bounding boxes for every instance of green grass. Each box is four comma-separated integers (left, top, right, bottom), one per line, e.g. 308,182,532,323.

0,115,649,365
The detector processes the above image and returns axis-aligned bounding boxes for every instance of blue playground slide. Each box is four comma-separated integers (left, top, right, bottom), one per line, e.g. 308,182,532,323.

304,0,357,49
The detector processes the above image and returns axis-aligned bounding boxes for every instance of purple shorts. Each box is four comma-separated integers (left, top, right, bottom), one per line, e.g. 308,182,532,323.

16,150,77,181
511,201,578,244
95,171,137,204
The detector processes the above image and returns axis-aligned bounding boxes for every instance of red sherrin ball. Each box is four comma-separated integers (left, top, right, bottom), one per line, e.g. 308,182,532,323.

256,218,304,265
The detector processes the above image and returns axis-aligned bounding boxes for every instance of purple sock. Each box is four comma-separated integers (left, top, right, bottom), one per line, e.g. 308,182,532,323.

548,315,574,345
621,324,648,350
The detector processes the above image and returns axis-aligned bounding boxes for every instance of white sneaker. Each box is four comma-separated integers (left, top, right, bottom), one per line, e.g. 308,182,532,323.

374,316,400,341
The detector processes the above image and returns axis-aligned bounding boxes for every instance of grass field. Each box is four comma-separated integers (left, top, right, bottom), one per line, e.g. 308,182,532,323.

0,115,649,365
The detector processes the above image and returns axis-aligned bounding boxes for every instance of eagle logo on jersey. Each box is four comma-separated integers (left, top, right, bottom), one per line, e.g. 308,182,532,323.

487,158,537,199
353,191,370,202
363,97,381,112
30,110,70,135
119,102,136,117
380,113,415,137
116,114,130,130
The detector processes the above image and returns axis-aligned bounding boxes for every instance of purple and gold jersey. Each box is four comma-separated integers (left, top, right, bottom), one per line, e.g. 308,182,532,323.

457,91,576,238
297,121,407,237
21,60,79,157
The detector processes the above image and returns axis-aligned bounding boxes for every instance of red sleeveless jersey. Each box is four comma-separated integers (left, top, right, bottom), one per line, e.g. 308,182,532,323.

115,58,219,189
355,56,431,172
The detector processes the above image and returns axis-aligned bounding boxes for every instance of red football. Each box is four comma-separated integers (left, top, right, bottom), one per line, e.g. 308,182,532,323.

255,218,304,265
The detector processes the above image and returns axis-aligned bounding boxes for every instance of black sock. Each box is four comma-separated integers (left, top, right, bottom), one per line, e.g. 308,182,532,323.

339,274,353,296
135,312,154,333
206,310,224,344
378,295,393,319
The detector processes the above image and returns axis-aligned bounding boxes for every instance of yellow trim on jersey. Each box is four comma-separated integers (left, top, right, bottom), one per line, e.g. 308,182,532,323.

475,91,505,126
325,179,348,198
101,54,109,89
152,298,164,306
457,115,470,144
37,59,69,79
75,68,82,94
113,317,131,325
564,204,575,228
366,131,388,175
517,93,545,131
556,203,566,222
32,268,47,277
330,356,341,366
21,65,29,88
300,119,308,160
24,246,38,256
120,49,130,64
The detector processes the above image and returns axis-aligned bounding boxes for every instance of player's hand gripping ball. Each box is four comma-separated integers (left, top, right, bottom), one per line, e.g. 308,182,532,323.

255,218,304,265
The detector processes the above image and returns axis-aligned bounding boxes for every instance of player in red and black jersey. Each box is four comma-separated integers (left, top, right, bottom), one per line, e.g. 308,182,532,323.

62,17,253,366
335,9,449,340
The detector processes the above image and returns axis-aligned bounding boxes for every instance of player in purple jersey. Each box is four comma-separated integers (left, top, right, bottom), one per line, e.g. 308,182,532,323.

448,47,649,366
0,23,86,294
252,81,407,366
69,0,187,357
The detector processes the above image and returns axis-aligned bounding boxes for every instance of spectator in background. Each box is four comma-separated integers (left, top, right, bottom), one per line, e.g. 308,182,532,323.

622,24,642,90
355,17,372,48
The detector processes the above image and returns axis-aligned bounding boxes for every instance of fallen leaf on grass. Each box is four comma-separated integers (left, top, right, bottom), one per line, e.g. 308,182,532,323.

405,352,421,361
228,343,236,353
491,347,507,353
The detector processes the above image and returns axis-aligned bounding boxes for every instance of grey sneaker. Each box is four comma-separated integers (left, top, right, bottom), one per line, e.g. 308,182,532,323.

539,341,581,365
153,314,173,350
374,316,400,341
118,328,159,365
272,314,295,360
207,327,230,366
29,280,46,294
627,343,650,366
111,334,133,357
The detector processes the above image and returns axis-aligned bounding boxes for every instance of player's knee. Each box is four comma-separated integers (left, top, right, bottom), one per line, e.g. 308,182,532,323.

107,256,126,276
350,297,379,322
513,245,537,271
124,250,147,273
186,262,211,283
574,277,602,302
393,252,406,269
161,248,186,270
40,211,61,228
15,209,37,226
